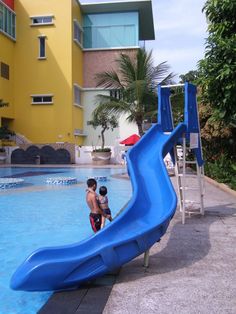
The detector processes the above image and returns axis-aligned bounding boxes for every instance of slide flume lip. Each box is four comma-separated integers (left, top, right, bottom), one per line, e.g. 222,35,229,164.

10,123,186,292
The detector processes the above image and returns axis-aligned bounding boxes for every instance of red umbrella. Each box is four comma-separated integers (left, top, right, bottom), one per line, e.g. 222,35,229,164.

120,134,140,145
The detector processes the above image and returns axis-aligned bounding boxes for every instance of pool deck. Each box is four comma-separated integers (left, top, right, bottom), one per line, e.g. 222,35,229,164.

2,164,236,313
102,176,236,314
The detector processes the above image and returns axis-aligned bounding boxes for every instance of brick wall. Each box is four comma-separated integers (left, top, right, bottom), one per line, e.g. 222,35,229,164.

83,49,137,88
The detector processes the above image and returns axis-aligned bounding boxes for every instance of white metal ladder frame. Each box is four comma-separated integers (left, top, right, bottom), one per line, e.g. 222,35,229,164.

174,135,205,224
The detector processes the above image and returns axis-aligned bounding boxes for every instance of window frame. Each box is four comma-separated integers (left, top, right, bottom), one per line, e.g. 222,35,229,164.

0,1,16,40
0,61,10,80
73,84,83,108
30,15,54,26
31,94,53,105
73,19,83,49
83,12,139,49
74,128,86,136
38,35,47,59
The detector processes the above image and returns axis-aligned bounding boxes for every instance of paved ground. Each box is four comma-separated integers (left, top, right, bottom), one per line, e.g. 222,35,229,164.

103,177,236,314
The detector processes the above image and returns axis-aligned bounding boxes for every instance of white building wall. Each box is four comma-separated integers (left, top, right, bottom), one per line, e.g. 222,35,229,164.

82,89,139,146
118,114,138,140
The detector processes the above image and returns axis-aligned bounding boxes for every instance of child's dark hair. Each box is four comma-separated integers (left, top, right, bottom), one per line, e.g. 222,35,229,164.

87,178,97,188
99,186,107,196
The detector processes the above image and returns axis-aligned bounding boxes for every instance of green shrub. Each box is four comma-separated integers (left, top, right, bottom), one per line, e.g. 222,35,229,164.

205,154,236,190
92,148,111,153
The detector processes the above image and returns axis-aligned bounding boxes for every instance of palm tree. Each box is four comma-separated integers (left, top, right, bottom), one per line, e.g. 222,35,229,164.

94,48,174,136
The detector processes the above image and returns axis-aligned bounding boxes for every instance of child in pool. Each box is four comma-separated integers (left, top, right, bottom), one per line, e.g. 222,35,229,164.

98,186,112,228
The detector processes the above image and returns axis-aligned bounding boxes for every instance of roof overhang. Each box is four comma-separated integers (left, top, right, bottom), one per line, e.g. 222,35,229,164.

80,0,155,41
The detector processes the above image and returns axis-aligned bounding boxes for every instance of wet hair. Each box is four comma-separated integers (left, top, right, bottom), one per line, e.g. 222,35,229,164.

87,178,97,188
99,186,107,196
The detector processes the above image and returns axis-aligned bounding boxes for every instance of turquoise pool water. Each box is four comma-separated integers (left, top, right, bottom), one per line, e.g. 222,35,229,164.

0,167,131,314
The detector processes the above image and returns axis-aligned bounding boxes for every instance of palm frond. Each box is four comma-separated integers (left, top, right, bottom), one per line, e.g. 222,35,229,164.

125,113,137,123
95,71,123,89
151,61,175,84
93,47,173,136
158,72,176,86
118,53,137,85
93,100,132,118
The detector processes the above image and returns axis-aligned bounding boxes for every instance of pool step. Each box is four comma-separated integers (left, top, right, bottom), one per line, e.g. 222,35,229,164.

38,271,119,314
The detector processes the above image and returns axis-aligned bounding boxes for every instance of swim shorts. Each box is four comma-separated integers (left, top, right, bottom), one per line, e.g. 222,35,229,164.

89,213,102,232
102,208,111,216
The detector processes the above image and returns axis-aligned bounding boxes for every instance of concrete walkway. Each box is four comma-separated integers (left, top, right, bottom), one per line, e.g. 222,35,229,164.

103,177,236,314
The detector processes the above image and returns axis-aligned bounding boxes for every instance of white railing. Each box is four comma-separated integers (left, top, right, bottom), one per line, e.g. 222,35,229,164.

12,133,32,145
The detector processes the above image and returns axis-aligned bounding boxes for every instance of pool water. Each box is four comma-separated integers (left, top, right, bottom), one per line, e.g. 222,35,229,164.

0,167,131,314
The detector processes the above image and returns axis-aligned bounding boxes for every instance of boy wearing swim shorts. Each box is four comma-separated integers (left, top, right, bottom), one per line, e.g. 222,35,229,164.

86,178,104,233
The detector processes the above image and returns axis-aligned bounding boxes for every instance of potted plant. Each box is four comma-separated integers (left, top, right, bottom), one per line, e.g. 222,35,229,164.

88,110,118,165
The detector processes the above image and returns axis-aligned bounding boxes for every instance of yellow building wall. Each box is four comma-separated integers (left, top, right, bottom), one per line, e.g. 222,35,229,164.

0,33,15,126
13,0,80,144
72,0,84,145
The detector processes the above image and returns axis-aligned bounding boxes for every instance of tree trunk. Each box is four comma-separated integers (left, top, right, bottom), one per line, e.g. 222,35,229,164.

101,127,106,149
137,121,144,137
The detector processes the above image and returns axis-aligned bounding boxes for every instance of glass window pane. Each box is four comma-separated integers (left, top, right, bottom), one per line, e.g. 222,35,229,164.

4,7,7,33
74,22,82,44
42,17,52,23
0,5,15,39
0,5,3,31
7,10,11,35
33,17,43,24
83,12,138,49
43,96,52,102
74,86,81,105
11,14,15,38
33,97,42,103
39,37,46,58
95,26,110,48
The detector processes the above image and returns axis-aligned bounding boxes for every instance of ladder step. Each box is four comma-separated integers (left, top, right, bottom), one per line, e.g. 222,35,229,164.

185,200,201,204
178,174,202,178
180,160,197,164
180,187,200,191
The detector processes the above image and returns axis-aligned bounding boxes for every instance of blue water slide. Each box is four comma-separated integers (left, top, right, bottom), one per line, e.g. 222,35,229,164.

10,122,187,292
184,83,204,166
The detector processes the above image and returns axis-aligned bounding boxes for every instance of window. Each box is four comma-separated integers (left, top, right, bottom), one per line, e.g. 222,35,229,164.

31,15,53,26
110,89,122,100
74,129,85,136
74,84,82,107
0,62,9,80
38,36,46,59
83,12,138,49
73,20,83,47
0,2,16,40
31,95,53,104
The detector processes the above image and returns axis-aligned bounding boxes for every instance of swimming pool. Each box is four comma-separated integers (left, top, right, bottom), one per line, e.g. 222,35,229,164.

0,167,131,314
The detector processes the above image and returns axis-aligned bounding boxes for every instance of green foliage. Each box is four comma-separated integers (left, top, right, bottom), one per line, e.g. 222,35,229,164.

94,48,174,136
0,126,15,140
179,70,199,83
198,0,236,126
196,0,236,189
168,70,200,126
205,154,236,190
87,111,118,150
92,148,111,153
